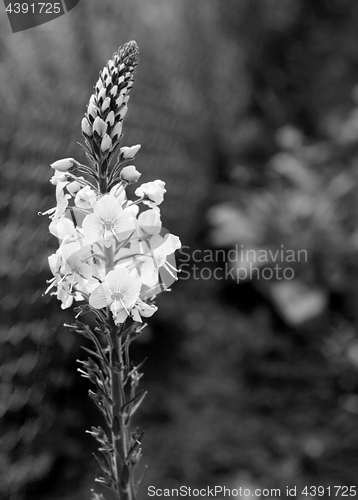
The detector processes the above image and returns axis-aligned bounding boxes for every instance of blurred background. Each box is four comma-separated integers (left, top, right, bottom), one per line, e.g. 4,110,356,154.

2,0,358,498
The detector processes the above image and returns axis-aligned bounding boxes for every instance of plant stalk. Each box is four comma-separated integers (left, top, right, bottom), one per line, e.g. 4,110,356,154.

105,240,135,500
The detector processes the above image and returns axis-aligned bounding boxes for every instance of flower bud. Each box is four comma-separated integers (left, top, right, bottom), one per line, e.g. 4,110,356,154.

120,166,141,183
93,116,107,137
95,78,104,92
120,144,141,159
118,105,128,120
98,88,106,102
81,117,93,136
101,133,112,152
101,96,111,113
87,100,97,120
110,85,118,97
111,121,123,141
50,158,76,172
89,94,96,106
116,93,125,108
106,111,115,127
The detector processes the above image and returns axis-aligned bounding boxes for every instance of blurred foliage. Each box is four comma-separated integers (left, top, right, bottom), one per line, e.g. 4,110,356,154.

2,0,358,499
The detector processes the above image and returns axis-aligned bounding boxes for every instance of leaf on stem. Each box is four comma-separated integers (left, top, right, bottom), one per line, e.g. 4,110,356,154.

120,464,130,490
121,390,147,421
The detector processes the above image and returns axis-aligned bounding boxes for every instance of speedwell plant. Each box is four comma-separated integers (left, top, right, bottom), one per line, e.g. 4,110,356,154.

42,41,181,500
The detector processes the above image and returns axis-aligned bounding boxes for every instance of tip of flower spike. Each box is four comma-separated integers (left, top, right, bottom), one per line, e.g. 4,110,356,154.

115,41,140,68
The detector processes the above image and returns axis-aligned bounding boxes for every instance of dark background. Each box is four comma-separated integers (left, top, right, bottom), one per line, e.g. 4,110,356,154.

2,1,358,498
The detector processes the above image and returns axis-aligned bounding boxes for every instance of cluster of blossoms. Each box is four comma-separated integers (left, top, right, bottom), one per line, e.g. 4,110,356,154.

44,173,180,323
43,42,181,327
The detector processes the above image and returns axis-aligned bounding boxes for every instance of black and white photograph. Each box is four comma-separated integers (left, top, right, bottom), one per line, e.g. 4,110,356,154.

2,1,358,499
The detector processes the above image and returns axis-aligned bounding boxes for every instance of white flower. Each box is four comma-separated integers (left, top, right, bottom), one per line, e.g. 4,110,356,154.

75,186,97,209
41,181,71,221
45,251,82,309
131,233,181,288
137,208,162,236
89,268,141,324
49,217,77,241
120,144,141,159
67,179,83,196
131,299,158,322
61,242,93,285
50,158,76,172
50,169,69,185
135,180,166,206
82,194,135,247
120,166,141,183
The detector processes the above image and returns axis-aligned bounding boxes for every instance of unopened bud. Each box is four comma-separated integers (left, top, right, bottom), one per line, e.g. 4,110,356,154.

101,96,111,113
95,78,104,92
106,111,115,128
110,85,118,97
111,121,123,141
101,134,112,153
120,165,141,183
120,144,141,159
98,88,106,102
81,117,93,136
50,158,77,172
89,94,96,106
87,100,97,120
118,105,128,120
93,117,107,137
116,93,125,108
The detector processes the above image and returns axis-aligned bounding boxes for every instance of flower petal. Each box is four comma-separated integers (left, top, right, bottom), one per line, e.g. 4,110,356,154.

113,308,129,325
94,195,123,222
83,214,103,243
89,284,110,309
138,209,161,234
105,269,141,307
